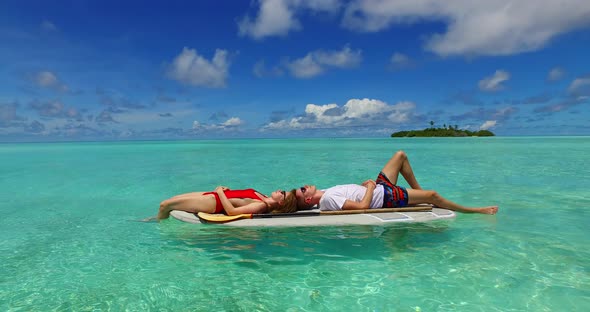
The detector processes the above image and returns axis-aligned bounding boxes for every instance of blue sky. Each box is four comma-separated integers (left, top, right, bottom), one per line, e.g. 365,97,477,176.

1,0,590,141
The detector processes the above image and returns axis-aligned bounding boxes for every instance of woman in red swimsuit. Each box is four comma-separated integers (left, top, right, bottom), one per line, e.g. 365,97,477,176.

156,186,297,220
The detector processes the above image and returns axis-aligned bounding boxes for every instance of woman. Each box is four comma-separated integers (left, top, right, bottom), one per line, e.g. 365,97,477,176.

156,186,297,220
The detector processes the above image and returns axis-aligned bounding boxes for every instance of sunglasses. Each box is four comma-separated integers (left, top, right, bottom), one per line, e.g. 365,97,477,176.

300,186,306,194
281,190,286,201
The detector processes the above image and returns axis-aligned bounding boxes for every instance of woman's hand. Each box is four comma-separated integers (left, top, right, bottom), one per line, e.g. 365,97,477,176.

215,186,229,192
362,179,376,189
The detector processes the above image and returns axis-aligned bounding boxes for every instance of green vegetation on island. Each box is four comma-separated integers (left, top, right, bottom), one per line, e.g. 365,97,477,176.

391,121,495,137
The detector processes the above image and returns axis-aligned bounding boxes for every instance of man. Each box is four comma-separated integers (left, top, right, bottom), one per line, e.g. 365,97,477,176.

295,150,498,215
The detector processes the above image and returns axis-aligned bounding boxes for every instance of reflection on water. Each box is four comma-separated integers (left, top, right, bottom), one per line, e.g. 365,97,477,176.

159,220,454,265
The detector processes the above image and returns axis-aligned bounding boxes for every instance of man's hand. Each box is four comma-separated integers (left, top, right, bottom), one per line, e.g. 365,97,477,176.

362,179,376,189
342,179,377,210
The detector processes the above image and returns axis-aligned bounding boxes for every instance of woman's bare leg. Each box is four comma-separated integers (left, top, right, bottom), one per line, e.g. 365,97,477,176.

407,189,498,215
157,192,217,220
380,150,422,189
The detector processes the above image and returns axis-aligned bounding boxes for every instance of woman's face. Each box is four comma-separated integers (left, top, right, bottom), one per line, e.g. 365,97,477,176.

270,189,287,204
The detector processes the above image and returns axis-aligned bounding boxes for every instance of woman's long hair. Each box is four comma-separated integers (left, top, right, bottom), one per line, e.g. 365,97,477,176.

270,189,297,213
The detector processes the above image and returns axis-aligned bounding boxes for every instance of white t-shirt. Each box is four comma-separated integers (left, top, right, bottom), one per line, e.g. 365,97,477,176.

319,184,384,211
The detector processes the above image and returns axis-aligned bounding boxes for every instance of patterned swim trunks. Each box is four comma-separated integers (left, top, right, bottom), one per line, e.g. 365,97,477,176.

376,171,409,208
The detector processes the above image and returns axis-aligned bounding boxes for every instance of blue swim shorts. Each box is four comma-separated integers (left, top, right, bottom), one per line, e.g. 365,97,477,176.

376,171,409,208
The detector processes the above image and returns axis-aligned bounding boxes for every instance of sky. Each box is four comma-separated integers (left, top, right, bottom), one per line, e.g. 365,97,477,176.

1,0,590,141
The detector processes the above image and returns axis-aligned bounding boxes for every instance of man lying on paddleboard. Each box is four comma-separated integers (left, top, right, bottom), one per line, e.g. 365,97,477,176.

295,150,499,215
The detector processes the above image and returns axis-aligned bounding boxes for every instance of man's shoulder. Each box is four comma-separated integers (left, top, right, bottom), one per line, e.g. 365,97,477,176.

319,188,346,210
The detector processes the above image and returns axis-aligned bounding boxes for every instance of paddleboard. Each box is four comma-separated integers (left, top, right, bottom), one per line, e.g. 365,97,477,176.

170,208,456,227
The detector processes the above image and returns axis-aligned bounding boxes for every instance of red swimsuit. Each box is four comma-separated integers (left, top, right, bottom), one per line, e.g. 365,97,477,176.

203,189,266,213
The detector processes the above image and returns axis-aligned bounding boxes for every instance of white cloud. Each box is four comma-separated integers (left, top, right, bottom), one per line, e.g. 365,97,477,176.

166,47,230,88
286,54,324,78
34,71,69,92
238,0,300,39
222,117,243,127
36,71,58,87
241,1,590,56
238,0,340,39
28,99,82,120
285,46,362,78
547,67,566,81
343,0,590,57
193,117,244,131
479,70,510,92
567,77,590,97
313,46,362,68
493,107,517,119
480,120,497,130
390,52,411,69
263,98,415,130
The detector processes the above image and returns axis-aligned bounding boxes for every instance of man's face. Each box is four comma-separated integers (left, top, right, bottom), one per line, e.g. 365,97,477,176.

295,185,315,207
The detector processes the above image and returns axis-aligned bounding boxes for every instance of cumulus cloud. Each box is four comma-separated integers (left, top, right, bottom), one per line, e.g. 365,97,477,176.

33,71,69,92
547,67,566,82
222,117,243,127
193,117,244,131
342,0,590,57
97,88,147,110
479,70,510,92
567,76,590,97
285,46,362,78
166,47,230,88
263,98,415,130
492,107,518,119
241,1,590,56
0,102,26,127
480,120,497,130
534,94,589,113
238,0,340,39
389,52,412,69
28,100,83,121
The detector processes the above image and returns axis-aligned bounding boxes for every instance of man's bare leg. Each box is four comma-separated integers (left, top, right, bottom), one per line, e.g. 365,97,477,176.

380,150,423,190
407,189,498,215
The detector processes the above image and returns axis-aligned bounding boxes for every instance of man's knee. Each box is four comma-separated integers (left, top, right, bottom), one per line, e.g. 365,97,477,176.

394,150,407,160
428,191,441,201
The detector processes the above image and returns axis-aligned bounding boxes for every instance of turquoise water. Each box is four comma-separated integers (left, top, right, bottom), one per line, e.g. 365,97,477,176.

1,137,589,311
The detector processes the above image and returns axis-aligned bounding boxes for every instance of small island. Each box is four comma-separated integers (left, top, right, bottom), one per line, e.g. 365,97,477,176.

391,122,495,137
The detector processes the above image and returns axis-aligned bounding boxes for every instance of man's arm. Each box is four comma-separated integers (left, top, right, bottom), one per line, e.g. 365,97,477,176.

341,180,376,210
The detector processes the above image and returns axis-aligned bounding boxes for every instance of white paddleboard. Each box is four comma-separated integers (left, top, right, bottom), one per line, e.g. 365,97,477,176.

170,208,456,227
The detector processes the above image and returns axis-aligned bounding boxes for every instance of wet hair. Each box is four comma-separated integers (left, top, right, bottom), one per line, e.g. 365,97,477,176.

270,189,297,214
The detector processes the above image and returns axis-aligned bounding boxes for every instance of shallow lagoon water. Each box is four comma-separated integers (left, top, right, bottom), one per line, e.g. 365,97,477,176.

1,137,589,311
